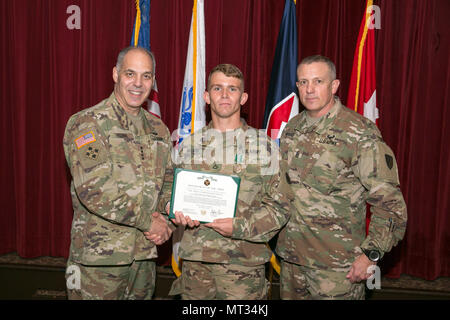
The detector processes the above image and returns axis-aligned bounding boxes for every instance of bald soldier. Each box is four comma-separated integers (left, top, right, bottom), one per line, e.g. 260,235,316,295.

63,46,174,299
276,55,407,300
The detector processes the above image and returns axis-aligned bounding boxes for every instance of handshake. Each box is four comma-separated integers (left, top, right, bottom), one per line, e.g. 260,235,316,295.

143,211,172,246
143,204,234,245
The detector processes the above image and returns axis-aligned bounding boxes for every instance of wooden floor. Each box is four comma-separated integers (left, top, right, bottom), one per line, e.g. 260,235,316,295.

0,253,449,300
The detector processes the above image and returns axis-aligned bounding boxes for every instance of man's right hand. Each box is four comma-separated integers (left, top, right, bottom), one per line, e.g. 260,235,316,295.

171,211,200,228
143,212,172,245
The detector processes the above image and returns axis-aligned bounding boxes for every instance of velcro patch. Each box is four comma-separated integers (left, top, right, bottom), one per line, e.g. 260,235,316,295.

377,143,399,184
75,131,96,149
85,146,100,160
385,154,393,169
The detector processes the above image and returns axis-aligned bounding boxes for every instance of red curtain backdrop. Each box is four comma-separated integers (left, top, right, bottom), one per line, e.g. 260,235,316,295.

375,0,450,278
1,0,449,280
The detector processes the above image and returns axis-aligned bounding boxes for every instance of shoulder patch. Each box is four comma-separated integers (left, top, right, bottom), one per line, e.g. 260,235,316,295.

376,143,400,184
75,131,96,149
385,154,393,169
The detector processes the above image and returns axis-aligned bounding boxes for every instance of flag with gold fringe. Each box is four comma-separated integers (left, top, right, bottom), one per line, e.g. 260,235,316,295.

263,0,299,277
346,0,379,234
176,0,206,145
347,0,378,124
131,0,161,118
172,0,206,278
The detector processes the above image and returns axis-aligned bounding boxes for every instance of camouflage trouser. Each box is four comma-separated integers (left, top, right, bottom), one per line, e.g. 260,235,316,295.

280,260,365,300
169,260,268,300
65,258,156,300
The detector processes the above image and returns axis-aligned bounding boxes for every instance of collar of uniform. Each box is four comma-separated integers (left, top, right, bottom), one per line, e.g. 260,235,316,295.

295,97,342,135
106,92,133,131
201,119,249,146
107,92,154,135
204,118,248,131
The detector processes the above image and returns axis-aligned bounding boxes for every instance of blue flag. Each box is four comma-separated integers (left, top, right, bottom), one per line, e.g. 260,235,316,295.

263,0,298,275
131,0,150,50
263,0,299,141
130,0,160,117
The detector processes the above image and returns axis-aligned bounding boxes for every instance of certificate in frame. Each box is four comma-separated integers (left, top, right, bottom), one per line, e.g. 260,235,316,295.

168,168,240,223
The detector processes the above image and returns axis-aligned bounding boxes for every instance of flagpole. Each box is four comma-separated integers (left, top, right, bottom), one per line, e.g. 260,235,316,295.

173,0,206,277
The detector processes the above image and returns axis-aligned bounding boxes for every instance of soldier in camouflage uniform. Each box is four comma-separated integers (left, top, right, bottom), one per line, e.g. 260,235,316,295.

63,46,174,299
276,55,407,300
169,64,291,300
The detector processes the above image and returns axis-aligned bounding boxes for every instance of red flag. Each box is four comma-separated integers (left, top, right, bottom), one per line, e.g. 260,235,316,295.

347,0,378,234
146,82,161,118
347,0,378,124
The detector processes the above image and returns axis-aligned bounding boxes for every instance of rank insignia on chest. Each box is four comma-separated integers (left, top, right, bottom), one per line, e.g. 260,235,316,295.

235,154,244,164
318,134,337,146
233,164,243,174
75,131,96,149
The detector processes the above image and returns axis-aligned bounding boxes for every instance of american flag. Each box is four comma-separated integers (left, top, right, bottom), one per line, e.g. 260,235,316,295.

75,131,96,149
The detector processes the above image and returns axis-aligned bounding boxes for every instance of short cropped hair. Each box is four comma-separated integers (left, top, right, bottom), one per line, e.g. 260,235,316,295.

298,55,337,80
116,46,156,73
207,64,245,91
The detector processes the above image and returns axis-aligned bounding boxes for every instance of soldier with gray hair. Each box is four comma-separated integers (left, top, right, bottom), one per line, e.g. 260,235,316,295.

63,46,174,299
276,55,407,299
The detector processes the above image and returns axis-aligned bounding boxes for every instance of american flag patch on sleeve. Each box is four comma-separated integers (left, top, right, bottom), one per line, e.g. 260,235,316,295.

75,131,96,149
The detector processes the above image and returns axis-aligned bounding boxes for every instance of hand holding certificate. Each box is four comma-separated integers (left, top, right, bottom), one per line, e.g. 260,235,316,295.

169,168,240,223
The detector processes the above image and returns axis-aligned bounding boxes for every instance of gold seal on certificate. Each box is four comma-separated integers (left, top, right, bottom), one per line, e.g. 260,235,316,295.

169,168,241,223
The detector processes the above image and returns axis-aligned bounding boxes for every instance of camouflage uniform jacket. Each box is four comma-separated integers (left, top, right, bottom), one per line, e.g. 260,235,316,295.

276,98,407,271
63,93,173,266
175,120,291,266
